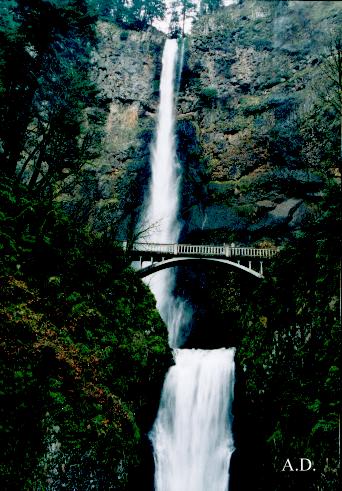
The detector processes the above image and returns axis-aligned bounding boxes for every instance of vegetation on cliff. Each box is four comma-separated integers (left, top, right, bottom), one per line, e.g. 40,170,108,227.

0,179,170,489
178,0,341,243
88,0,166,29
0,2,170,489
233,181,341,491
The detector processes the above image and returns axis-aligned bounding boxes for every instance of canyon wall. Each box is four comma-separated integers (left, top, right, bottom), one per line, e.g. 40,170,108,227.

85,1,340,247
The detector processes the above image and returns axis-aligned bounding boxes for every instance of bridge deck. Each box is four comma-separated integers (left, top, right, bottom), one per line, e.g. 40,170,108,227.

126,242,279,259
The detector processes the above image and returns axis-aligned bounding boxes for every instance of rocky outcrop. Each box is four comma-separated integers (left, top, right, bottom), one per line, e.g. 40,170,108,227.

176,0,341,244
65,22,165,234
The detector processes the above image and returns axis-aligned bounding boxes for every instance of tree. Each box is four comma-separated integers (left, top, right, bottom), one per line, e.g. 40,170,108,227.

88,0,126,22
200,0,222,15
94,0,115,18
169,3,181,37
0,0,103,197
128,0,166,26
169,0,197,37
88,0,166,27
323,35,342,169
0,0,35,176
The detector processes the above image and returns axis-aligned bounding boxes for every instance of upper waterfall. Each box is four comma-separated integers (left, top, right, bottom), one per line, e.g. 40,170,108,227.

141,38,191,348
143,38,180,244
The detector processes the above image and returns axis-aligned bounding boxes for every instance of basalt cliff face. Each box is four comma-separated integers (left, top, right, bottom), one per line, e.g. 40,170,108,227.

62,22,164,234
91,23,164,231
176,0,341,244
85,1,340,245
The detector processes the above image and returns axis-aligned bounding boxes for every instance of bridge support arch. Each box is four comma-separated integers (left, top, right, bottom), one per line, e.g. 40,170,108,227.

135,257,264,279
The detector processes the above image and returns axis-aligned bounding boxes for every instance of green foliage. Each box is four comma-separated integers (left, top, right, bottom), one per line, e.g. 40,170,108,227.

169,0,197,36
90,0,166,28
242,95,295,117
234,203,258,219
235,183,341,489
200,0,222,15
0,178,170,488
119,29,129,40
253,37,272,52
0,0,104,196
199,86,218,106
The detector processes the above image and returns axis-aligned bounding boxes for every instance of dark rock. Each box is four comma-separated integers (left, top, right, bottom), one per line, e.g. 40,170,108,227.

250,198,302,232
256,200,276,210
269,198,302,221
184,204,248,234
288,202,316,229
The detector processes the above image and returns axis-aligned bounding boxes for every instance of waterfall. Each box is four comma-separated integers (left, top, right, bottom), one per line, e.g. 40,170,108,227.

140,38,236,491
143,38,180,244
141,38,190,348
176,38,185,94
150,349,235,491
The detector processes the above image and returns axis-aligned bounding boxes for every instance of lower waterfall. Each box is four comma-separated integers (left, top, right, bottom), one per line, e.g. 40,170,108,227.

150,348,235,491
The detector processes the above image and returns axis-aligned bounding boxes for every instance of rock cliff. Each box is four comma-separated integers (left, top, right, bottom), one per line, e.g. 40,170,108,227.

176,0,341,244
81,1,340,245
64,22,164,234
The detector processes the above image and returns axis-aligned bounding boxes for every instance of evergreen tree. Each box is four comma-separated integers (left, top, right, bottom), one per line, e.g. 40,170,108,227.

169,0,197,36
131,0,166,26
89,0,125,21
88,0,166,27
0,0,102,198
200,0,222,15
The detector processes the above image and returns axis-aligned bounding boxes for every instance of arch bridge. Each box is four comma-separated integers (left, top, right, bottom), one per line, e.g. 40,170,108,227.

124,242,279,279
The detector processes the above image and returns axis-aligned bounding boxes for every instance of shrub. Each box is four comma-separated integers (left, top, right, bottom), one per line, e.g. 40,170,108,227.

254,38,273,51
119,30,129,41
201,86,218,99
199,86,218,107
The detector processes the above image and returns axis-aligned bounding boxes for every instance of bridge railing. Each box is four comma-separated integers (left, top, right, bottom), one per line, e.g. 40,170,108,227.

232,247,278,258
176,244,226,255
130,242,175,254
128,242,279,258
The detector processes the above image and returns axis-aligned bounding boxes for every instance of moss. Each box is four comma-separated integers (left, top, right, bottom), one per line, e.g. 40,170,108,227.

232,183,341,490
119,30,129,41
234,203,258,219
224,113,250,134
198,86,219,108
0,180,170,489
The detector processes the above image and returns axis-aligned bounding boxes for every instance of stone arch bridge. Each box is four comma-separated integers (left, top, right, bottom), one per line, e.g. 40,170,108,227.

124,242,279,279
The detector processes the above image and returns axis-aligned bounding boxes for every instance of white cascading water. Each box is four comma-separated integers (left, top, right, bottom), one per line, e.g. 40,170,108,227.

141,38,236,491
143,38,180,243
151,349,235,491
141,38,190,348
